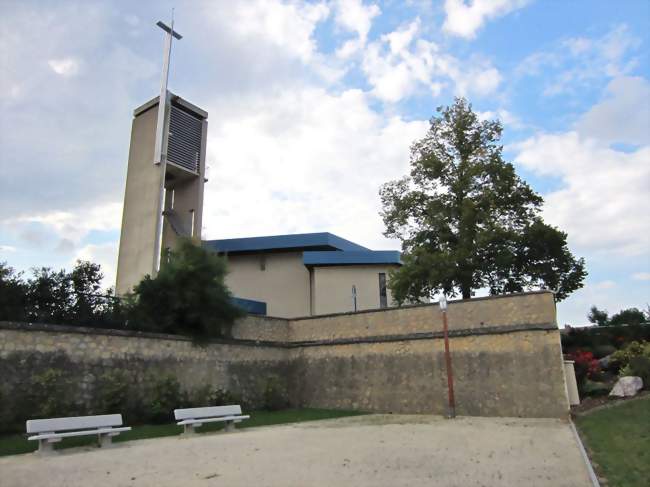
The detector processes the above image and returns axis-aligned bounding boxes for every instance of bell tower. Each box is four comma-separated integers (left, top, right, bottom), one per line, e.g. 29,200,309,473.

115,17,207,295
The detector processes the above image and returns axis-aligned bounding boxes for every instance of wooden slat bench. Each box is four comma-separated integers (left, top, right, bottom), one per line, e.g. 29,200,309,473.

26,414,131,455
174,405,250,435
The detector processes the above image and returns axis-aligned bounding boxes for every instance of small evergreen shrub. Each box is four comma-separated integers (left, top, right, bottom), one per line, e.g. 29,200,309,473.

263,377,288,411
93,369,147,421
28,369,74,419
582,380,611,397
209,388,243,407
148,375,183,424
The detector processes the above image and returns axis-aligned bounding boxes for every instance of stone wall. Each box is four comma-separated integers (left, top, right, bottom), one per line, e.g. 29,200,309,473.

0,291,569,421
0,323,290,420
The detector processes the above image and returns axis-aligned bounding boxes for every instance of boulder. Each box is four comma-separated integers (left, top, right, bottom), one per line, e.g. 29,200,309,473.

598,354,613,368
609,376,644,398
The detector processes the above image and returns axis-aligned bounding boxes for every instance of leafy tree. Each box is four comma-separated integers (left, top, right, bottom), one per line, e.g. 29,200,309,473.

587,305,609,326
26,267,72,324
380,98,586,302
0,262,28,321
127,239,244,342
609,308,647,326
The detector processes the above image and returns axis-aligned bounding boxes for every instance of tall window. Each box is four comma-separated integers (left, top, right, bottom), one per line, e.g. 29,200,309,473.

378,273,387,308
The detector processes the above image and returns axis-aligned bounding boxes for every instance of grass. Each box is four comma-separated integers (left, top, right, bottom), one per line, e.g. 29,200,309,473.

575,395,650,487
0,408,365,457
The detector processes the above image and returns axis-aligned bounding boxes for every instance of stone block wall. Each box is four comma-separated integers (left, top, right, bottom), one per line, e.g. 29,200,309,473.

0,291,569,422
0,324,289,421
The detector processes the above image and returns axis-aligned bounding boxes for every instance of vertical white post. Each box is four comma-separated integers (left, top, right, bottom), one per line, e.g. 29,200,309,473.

152,14,181,274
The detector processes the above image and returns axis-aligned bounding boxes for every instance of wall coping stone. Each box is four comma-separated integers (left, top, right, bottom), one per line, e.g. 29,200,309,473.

289,290,554,321
0,320,557,349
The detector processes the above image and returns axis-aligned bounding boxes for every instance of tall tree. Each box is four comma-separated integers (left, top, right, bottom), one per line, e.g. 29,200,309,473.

128,239,244,342
609,308,647,326
380,98,586,302
587,305,609,326
0,262,28,321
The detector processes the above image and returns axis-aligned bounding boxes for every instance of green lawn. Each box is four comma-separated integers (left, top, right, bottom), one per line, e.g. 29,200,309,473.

0,408,365,457
575,396,650,487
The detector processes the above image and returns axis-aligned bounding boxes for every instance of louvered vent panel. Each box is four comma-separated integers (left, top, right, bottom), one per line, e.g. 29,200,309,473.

167,105,202,173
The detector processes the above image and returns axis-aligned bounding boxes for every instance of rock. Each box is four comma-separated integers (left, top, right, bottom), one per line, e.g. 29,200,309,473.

598,354,613,368
609,376,644,397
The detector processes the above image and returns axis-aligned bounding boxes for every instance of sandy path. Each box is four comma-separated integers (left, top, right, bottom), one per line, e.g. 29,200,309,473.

0,415,592,487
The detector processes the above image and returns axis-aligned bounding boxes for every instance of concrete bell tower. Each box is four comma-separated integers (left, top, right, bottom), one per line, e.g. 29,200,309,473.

115,17,207,295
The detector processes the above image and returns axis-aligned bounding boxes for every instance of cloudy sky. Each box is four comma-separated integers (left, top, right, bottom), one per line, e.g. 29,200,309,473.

1,0,648,325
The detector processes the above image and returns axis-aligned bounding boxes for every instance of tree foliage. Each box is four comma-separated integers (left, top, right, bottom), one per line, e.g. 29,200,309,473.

587,305,609,326
589,305,649,326
127,239,244,342
380,98,586,302
1,241,245,342
0,260,120,326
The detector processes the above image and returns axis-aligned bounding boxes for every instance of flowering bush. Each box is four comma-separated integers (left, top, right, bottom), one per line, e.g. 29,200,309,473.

569,350,600,387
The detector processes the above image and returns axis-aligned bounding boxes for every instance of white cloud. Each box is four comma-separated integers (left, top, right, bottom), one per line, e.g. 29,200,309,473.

203,87,428,249
361,19,501,102
477,108,523,129
4,202,122,247
513,132,649,256
228,0,329,63
517,25,641,96
0,245,17,253
74,243,118,289
334,0,381,58
576,76,650,146
442,0,529,39
47,57,80,76
513,71,650,259
632,273,650,281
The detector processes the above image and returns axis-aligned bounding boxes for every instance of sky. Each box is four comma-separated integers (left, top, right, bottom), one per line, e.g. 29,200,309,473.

0,0,648,326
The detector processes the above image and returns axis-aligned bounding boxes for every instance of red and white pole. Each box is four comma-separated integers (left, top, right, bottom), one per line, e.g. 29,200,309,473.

440,295,456,418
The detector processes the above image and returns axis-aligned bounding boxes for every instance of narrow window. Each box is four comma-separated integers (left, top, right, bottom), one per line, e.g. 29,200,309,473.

379,273,387,308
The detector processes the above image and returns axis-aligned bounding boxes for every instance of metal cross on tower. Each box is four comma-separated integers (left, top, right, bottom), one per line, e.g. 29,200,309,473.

153,14,182,166
153,13,182,274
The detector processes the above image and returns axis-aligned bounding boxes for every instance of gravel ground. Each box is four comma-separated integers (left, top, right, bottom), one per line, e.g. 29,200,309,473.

0,415,593,487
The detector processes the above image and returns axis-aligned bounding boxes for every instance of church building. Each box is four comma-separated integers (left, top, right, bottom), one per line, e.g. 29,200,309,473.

115,20,402,319
205,233,401,318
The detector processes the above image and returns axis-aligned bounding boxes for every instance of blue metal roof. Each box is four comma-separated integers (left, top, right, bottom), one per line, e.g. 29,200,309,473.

303,250,401,266
204,232,369,254
232,297,267,315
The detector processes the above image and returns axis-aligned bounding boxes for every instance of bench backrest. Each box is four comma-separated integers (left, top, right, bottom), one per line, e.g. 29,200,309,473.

174,405,243,421
26,414,124,434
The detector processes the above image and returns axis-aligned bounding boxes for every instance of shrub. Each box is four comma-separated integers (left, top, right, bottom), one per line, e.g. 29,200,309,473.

148,375,183,424
628,356,650,387
209,388,243,407
593,345,616,359
582,380,611,397
93,369,146,421
610,341,650,373
569,350,600,386
128,240,245,343
263,377,288,411
28,369,74,419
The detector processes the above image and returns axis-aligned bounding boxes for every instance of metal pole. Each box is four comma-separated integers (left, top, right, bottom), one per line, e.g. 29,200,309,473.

440,295,456,418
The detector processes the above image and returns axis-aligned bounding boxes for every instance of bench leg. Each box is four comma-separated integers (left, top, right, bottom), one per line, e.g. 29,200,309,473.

36,439,55,456
98,434,112,448
224,421,235,432
183,424,197,436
